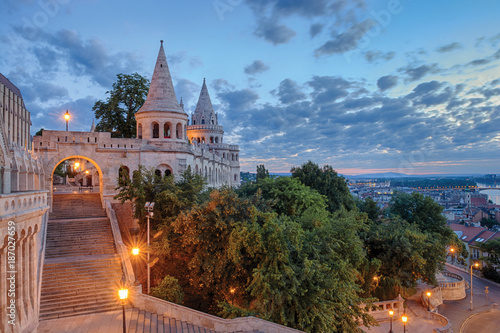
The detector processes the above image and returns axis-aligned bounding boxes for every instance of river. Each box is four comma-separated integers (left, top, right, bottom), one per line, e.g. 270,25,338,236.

477,183,500,205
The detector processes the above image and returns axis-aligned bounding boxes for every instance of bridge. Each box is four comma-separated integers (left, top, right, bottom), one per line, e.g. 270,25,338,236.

478,187,500,191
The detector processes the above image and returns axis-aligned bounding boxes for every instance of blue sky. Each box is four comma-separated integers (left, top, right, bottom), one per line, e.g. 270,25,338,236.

1,0,499,175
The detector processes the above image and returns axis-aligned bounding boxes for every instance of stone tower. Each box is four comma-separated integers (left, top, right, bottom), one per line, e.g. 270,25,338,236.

135,40,188,142
187,79,224,144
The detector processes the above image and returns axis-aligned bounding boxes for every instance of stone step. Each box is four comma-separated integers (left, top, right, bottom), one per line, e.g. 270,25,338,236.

39,302,121,321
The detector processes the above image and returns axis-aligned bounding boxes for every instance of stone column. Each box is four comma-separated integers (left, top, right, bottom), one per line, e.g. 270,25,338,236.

2,167,12,194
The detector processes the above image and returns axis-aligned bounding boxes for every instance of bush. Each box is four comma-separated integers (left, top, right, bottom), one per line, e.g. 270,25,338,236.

482,266,500,283
150,275,184,304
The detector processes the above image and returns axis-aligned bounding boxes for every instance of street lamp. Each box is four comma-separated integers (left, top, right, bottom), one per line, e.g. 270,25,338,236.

230,287,236,305
388,310,394,333
132,247,140,285
64,110,70,131
426,291,431,311
450,247,455,263
470,261,479,310
118,288,128,333
145,201,155,294
401,314,408,333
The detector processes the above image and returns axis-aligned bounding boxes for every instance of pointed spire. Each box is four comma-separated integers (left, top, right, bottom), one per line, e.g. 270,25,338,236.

194,78,216,124
137,40,184,114
90,119,95,132
180,97,184,110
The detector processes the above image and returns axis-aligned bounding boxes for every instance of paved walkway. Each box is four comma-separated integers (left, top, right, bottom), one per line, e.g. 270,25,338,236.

38,309,132,333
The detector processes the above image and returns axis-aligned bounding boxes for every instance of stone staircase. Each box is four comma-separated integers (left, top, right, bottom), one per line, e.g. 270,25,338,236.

49,193,107,220
40,193,123,320
127,308,221,333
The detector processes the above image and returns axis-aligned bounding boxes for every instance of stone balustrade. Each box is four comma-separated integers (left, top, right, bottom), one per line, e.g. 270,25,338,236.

439,271,466,300
0,190,47,219
431,312,452,333
362,294,405,321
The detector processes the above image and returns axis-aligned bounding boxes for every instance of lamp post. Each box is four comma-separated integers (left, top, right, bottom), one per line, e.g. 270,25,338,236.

426,291,431,311
230,287,235,306
132,247,140,285
470,261,479,310
401,314,408,333
64,110,70,131
118,288,128,333
388,310,394,333
450,247,455,264
145,202,155,294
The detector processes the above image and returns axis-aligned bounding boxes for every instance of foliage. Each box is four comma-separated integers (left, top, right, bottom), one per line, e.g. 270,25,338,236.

150,275,184,304
356,197,381,222
479,238,500,267
291,160,355,212
481,266,500,283
34,128,44,136
480,217,499,230
256,164,269,182
93,73,149,138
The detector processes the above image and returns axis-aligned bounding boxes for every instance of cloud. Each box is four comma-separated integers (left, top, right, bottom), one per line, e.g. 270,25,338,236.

174,78,200,112
398,63,441,82
377,75,398,91
244,60,270,75
273,78,307,104
254,19,297,45
310,23,324,38
20,80,69,103
436,42,462,53
14,29,143,87
364,50,395,63
217,89,259,111
314,19,375,56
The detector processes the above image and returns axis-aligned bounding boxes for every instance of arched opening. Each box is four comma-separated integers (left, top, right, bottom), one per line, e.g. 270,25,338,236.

119,165,130,185
215,137,219,143
210,137,214,144
156,164,173,178
201,119,205,124
152,122,160,138
49,155,104,212
155,169,162,178
164,123,171,138
138,123,143,139
176,123,182,139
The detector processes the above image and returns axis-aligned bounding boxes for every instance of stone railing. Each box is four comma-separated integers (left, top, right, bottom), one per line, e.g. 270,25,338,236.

130,293,303,333
439,271,466,300
362,294,405,320
105,200,135,285
0,190,48,220
432,312,452,333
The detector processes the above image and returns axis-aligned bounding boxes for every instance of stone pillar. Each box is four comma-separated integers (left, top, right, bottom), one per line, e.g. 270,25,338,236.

2,167,12,194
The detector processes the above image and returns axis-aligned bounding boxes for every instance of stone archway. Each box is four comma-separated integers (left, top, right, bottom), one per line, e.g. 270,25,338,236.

48,155,104,212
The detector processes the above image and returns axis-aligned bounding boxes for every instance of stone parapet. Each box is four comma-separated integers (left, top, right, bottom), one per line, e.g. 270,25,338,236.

362,294,405,321
440,271,466,300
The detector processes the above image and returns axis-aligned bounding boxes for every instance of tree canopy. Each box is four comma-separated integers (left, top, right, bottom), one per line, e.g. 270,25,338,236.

115,163,462,332
291,160,355,212
93,73,149,138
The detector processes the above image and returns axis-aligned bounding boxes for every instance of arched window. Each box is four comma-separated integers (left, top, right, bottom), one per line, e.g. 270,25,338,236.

155,169,162,178
195,165,199,174
210,137,214,143
201,119,205,124
164,169,172,176
138,124,143,139
164,123,171,138
119,166,130,181
234,174,237,181
176,123,182,139
215,137,219,143
193,119,196,125
152,122,159,138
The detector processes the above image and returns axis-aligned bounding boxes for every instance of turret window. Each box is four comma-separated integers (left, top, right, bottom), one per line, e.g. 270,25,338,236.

164,123,171,138
201,119,205,124
152,122,160,138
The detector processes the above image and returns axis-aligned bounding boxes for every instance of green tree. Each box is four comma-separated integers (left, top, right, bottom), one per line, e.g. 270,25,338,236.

34,128,44,136
291,160,355,212
479,238,500,283
93,73,149,138
256,164,269,182
356,197,381,221
150,275,184,304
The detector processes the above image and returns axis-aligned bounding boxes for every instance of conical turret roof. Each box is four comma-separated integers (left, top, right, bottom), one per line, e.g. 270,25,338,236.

138,41,184,114
194,78,216,124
